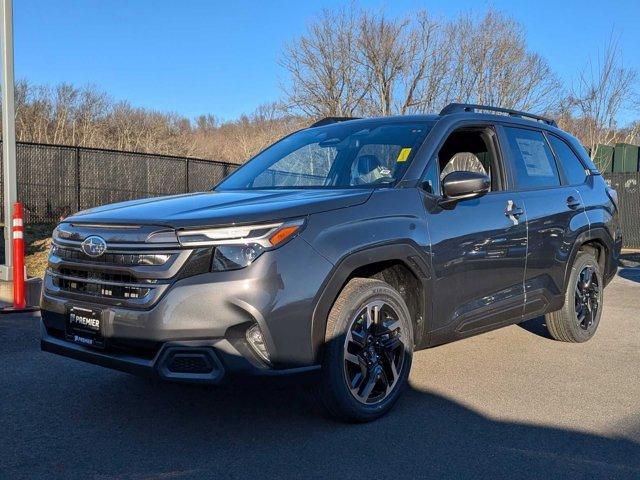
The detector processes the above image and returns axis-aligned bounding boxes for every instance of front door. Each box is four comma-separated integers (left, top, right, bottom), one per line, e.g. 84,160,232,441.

421,124,527,344
426,192,527,341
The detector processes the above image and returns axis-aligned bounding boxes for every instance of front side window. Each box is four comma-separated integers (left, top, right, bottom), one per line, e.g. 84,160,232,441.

504,127,560,189
433,127,500,192
421,159,439,195
217,121,433,190
547,134,587,185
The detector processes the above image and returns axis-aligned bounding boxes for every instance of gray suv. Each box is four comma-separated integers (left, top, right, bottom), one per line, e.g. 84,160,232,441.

41,104,622,422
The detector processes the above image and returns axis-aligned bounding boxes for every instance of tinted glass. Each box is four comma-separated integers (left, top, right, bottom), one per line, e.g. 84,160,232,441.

421,159,439,195
251,143,338,188
217,121,432,190
504,127,560,189
548,134,587,185
437,129,498,191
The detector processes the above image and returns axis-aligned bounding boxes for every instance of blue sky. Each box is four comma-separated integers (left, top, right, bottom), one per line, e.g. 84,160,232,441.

15,0,640,121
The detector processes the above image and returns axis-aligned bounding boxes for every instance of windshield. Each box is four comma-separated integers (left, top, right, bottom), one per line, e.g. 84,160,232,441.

216,121,433,190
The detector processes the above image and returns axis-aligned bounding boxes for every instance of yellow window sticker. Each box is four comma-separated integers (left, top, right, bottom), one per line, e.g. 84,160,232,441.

396,148,411,162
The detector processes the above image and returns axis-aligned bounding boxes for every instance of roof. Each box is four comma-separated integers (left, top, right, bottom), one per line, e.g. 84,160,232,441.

309,103,557,130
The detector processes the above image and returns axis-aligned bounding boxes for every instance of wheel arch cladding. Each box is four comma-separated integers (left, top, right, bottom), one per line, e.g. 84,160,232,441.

310,242,432,362
565,228,615,291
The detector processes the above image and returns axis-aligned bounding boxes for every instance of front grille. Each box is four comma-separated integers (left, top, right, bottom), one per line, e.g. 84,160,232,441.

53,276,151,299
53,245,171,266
48,245,180,305
45,225,207,307
58,267,146,284
44,223,202,309
50,260,162,300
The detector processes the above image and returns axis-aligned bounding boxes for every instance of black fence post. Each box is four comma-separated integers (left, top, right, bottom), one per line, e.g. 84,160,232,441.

185,158,190,193
75,146,81,213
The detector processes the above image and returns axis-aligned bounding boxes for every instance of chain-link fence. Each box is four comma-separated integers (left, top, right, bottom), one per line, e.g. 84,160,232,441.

0,142,237,223
604,172,640,249
0,141,638,249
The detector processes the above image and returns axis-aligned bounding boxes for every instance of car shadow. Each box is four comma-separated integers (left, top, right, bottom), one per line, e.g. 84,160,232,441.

5,369,640,479
517,315,554,339
3,315,640,479
618,267,640,284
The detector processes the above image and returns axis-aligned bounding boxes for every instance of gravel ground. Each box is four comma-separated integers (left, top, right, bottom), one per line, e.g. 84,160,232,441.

1,271,639,479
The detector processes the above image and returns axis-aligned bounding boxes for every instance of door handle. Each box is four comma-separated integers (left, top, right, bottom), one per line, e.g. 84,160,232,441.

505,200,524,225
566,196,581,209
505,200,524,217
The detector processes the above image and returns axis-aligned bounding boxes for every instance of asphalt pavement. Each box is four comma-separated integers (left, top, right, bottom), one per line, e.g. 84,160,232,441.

1,271,639,479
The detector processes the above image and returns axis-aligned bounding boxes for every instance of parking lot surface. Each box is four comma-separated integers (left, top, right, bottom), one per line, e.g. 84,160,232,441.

2,271,640,479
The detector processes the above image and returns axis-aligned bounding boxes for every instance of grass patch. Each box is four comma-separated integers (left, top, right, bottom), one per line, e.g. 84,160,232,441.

25,223,54,279
0,222,54,278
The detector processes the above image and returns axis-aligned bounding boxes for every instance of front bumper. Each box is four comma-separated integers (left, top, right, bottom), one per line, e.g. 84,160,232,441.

40,235,333,378
41,321,320,383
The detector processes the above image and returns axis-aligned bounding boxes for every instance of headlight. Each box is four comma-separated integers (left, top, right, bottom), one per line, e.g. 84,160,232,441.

212,244,264,271
177,219,305,272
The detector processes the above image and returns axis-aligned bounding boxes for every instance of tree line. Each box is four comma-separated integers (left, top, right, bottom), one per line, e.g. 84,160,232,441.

7,6,640,166
13,81,305,164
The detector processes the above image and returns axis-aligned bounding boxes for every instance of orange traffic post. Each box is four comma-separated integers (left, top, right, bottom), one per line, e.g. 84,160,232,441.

11,201,25,309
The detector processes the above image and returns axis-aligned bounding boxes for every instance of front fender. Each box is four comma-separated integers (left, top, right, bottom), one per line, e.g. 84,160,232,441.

309,242,432,362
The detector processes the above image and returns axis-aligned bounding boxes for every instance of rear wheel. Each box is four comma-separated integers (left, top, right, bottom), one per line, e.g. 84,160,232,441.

546,251,603,342
319,278,413,422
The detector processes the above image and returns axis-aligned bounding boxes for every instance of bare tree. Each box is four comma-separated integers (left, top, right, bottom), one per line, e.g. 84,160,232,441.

356,11,408,116
281,7,560,118
567,38,638,164
404,12,450,114
355,10,445,116
443,11,560,112
279,6,367,117
622,121,640,145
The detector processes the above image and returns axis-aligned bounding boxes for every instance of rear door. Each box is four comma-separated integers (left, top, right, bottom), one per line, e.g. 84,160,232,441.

499,125,588,318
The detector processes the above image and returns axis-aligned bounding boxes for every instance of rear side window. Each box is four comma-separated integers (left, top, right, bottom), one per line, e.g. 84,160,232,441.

504,127,560,189
547,134,587,185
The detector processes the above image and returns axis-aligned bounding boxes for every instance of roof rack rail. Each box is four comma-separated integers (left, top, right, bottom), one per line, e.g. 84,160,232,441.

439,103,557,127
309,117,360,128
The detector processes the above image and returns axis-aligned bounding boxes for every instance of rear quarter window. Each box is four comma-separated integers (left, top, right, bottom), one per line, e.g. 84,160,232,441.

547,134,588,185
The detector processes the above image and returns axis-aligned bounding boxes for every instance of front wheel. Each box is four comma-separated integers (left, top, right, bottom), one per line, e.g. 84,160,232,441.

546,251,603,343
319,278,413,422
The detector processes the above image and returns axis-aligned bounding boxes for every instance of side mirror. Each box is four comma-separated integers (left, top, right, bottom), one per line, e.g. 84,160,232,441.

440,171,490,205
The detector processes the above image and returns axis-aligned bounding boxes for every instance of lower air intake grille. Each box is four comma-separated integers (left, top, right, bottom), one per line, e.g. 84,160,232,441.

53,277,151,299
167,354,214,374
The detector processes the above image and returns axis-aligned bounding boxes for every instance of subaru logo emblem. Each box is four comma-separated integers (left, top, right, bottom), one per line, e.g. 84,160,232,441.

81,236,107,258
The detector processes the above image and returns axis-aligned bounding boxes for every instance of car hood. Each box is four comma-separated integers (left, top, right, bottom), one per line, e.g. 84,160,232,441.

65,189,373,228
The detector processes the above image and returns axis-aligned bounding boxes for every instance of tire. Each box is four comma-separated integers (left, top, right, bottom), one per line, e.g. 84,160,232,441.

319,277,414,422
546,251,603,343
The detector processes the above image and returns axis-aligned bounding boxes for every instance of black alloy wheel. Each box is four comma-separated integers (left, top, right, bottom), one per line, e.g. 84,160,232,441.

575,265,600,330
342,300,407,405
546,251,603,343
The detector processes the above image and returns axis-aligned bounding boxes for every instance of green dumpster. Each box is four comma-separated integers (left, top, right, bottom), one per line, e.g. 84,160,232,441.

613,143,639,172
594,144,614,173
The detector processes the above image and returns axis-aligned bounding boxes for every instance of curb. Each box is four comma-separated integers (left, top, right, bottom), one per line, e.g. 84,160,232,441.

619,259,640,268
0,305,40,314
